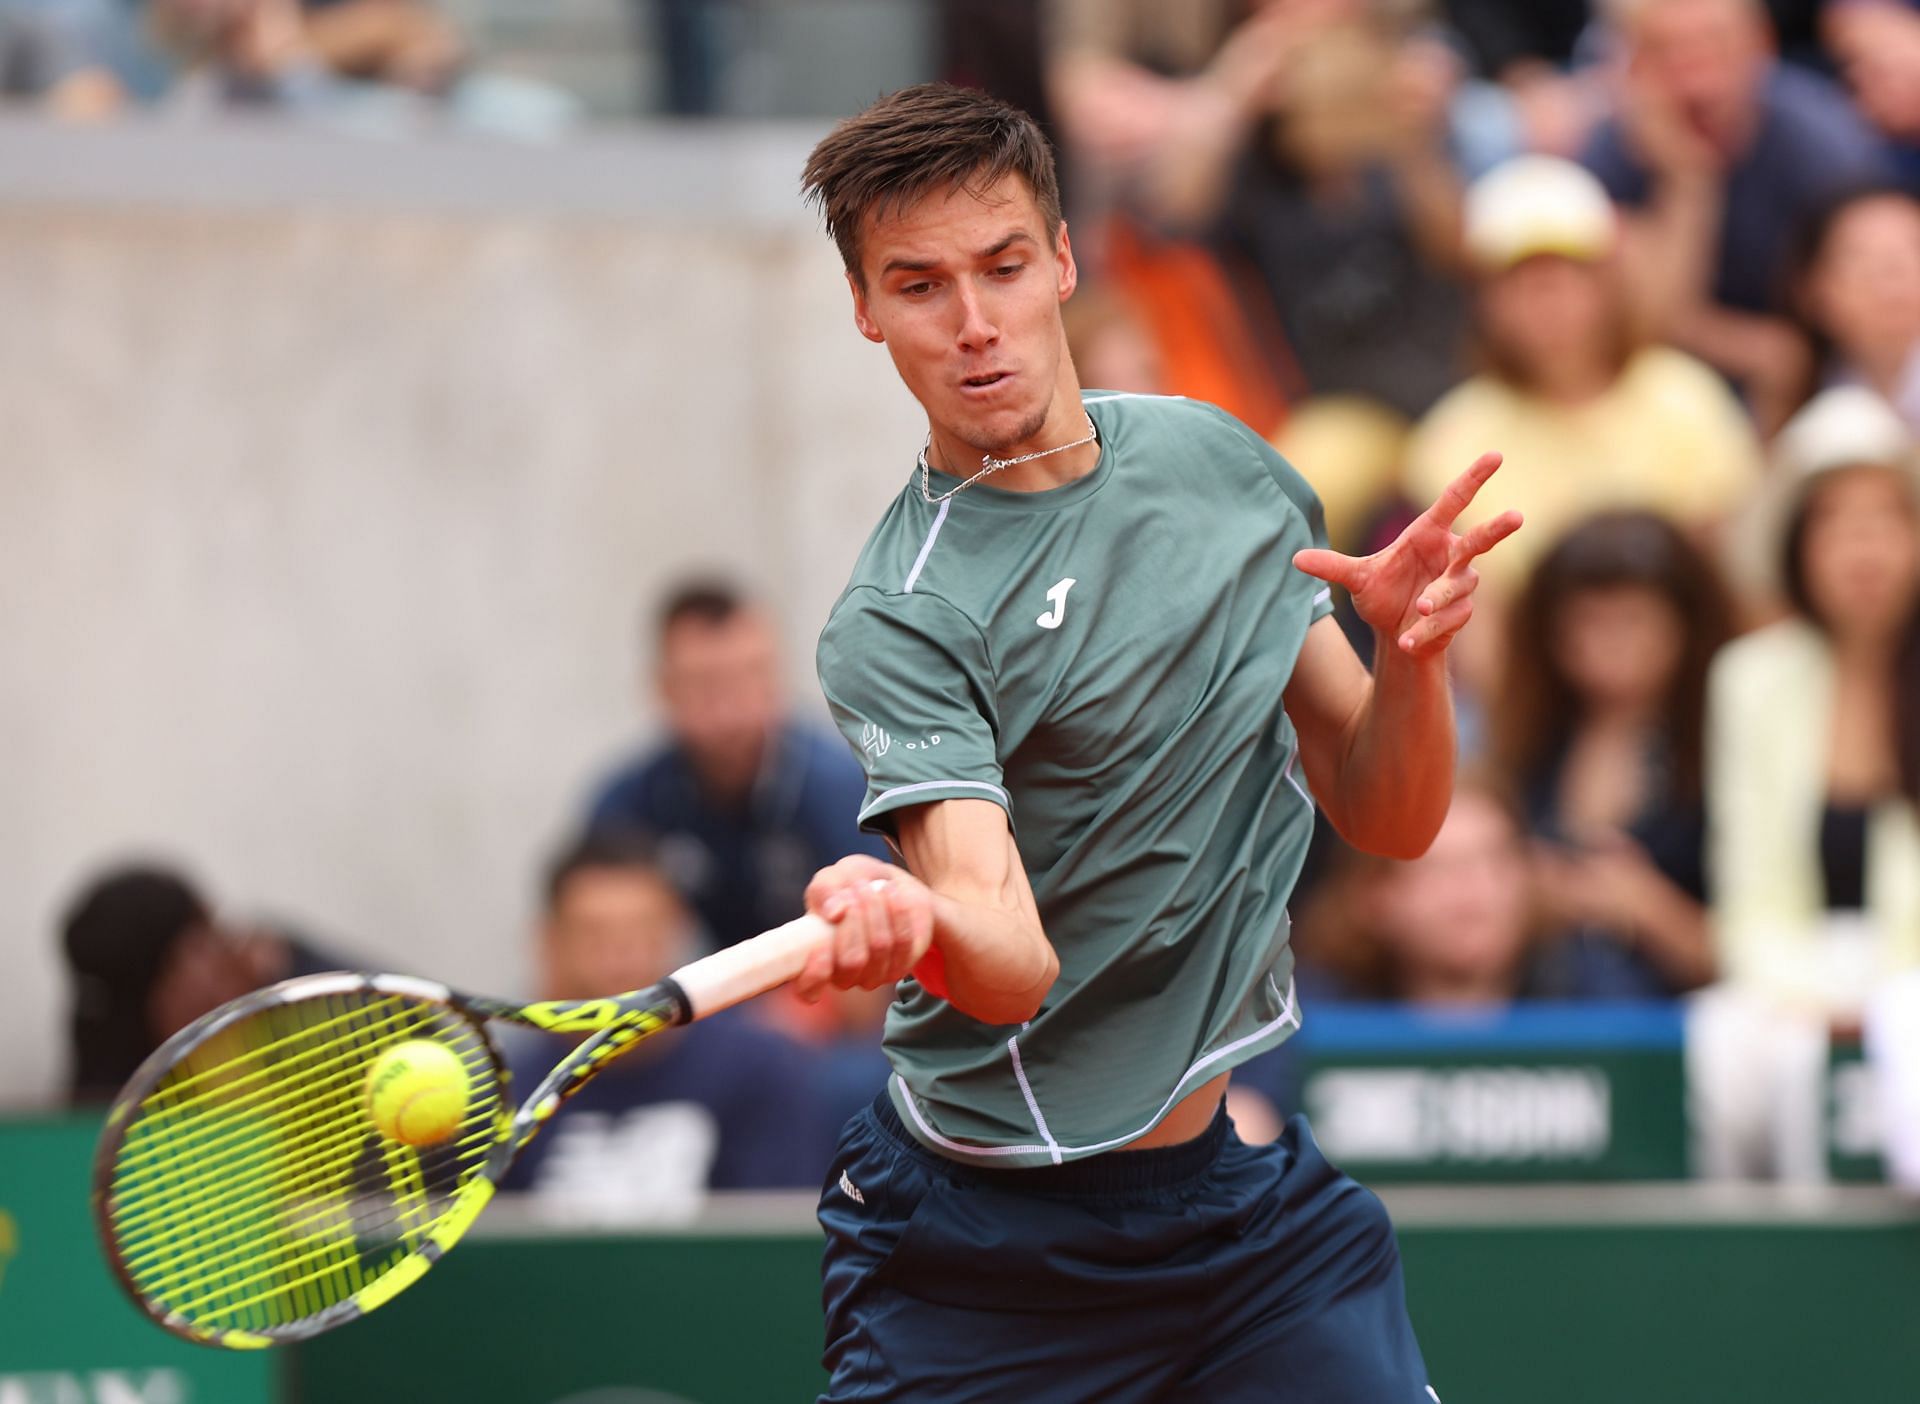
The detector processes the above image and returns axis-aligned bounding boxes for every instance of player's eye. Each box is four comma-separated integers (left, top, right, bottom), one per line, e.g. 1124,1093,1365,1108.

901,281,935,297
992,262,1025,278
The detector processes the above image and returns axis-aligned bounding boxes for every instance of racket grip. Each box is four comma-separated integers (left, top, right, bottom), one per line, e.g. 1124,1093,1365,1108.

669,913,835,1020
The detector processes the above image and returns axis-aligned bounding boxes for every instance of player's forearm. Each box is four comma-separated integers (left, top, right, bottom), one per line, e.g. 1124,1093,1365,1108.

1325,644,1455,860
928,892,1060,1026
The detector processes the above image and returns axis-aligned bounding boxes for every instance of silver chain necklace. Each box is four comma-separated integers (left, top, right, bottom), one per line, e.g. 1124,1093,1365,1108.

918,414,1099,505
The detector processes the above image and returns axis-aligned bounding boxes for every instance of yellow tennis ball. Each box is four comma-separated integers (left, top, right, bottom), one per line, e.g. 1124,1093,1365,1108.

366,1040,470,1147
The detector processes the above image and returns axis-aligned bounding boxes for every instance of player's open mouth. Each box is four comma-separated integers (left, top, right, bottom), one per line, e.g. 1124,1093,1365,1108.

960,372,1012,394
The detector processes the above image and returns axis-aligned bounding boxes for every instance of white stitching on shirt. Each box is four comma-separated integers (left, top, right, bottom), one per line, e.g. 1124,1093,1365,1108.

903,497,951,594
858,779,1010,824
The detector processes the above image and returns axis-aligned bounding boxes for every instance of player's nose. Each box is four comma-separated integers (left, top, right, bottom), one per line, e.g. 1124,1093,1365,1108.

953,283,999,350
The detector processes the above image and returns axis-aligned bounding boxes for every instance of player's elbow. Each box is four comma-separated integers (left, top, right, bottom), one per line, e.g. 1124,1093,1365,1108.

950,945,1059,1026
1369,832,1437,862
1335,811,1441,863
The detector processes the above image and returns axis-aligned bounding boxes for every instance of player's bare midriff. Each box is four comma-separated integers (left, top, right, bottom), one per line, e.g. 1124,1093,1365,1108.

1121,1072,1231,1150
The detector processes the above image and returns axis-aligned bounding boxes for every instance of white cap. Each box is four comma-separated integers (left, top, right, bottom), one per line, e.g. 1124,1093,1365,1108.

1734,385,1920,594
1464,155,1618,271
1771,384,1919,484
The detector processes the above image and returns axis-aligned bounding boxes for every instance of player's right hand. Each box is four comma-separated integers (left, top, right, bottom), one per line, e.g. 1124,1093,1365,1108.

800,855,937,1001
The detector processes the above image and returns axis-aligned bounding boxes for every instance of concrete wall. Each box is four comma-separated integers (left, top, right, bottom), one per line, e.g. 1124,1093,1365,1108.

0,118,925,1105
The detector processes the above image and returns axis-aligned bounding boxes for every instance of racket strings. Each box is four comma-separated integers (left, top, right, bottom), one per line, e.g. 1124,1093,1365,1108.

114,994,437,1318
109,999,495,1235
124,993,447,1116
122,996,495,1327
146,996,490,1307
115,1097,497,1291
106,989,504,1336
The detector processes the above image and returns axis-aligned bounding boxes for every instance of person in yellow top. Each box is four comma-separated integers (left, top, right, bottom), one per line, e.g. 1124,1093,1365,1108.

1405,155,1763,592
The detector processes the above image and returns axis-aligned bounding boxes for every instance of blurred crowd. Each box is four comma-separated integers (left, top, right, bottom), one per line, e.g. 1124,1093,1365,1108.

0,0,583,133
47,0,1920,1204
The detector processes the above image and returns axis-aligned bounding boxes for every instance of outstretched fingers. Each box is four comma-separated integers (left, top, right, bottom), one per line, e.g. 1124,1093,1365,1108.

1399,595,1475,654
1293,547,1368,592
1456,508,1524,563
1415,563,1478,617
1427,451,1504,531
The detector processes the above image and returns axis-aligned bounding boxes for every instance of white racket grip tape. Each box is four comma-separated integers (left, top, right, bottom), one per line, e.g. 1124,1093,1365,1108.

670,912,835,1020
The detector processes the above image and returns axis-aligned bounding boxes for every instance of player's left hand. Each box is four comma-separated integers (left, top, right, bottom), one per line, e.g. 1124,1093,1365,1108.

1292,451,1521,658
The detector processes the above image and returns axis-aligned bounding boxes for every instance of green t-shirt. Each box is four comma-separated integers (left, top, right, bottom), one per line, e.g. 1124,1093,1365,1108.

816,391,1335,1167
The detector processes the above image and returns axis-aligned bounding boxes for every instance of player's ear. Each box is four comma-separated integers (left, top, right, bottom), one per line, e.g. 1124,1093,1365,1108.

1054,220,1077,302
848,270,885,344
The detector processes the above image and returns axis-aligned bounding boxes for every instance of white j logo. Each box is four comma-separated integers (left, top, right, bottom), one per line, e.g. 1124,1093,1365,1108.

1036,577,1077,630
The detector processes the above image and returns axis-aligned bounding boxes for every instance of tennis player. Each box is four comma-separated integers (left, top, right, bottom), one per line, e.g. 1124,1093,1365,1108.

797,83,1519,1402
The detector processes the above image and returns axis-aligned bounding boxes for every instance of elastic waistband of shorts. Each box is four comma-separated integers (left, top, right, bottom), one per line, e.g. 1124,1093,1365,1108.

869,1090,1229,1195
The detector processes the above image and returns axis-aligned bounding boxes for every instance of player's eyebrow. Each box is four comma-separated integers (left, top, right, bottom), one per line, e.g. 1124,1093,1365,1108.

879,230,1036,277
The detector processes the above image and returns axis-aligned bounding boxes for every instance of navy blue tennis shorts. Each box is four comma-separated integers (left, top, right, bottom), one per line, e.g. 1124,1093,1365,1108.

816,1094,1436,1403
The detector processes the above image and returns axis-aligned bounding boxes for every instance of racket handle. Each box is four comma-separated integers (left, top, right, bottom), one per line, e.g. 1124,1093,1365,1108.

669,912,834,1020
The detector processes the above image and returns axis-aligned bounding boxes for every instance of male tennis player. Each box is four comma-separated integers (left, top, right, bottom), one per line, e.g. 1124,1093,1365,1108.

796,83,1519,1402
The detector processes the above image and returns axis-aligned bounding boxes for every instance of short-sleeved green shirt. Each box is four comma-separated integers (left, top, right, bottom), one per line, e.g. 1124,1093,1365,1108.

816,391,1334,1166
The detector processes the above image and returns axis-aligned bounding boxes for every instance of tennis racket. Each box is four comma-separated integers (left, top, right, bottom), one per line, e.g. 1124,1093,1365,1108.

92,911,832,1349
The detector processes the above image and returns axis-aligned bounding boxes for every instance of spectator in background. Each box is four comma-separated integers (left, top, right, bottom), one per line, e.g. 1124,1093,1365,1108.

0,0,142,115
1042,1,1505,435
61,862,339,1102
586,579,885,952
1406,155,1761,593
1040,1,1303,434
1208,1,1474,422
1290,777,1542,1005
1794,184,1920,433
939,0,1053,145
1584,0,1890,431
644,0,728,116
1043,0,1248,221
1060,284,1166,395
148,0,346,111
1695,386,1920,1179
1440,0,1607,158
1495,512,1732,999
1707,386,1920,1016
140,0,571,134
1443,0,1594,80
1822,0,1920,190
301,0,462,97
498,830,831,1221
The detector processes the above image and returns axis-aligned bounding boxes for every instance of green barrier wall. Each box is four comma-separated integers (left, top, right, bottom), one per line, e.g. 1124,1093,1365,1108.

288,1204,1920,1404
0,1116,277,1404
10,1099,1912,1404
1404,1215,1920,1403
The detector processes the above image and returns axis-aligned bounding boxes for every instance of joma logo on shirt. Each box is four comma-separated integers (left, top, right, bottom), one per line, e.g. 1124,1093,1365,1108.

1037,577,1078,629
861,722,891,759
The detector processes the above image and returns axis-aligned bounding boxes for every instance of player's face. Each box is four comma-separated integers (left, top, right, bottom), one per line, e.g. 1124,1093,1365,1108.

849,174,1077,460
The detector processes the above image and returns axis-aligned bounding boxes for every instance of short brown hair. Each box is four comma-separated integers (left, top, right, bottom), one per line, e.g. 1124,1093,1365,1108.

801,82,1062,287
